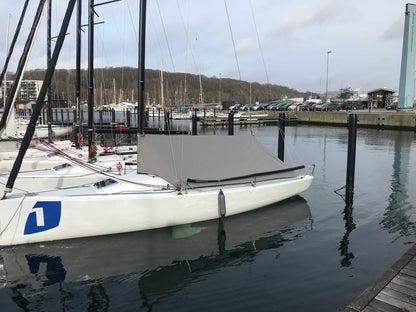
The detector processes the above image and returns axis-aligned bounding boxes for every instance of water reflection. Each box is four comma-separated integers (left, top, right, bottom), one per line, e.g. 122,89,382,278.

0,196,312,311
26,255,66,286
87,283,110,312
339,204,356,267
337,168,356,268
381,132,416,240
338,130,416,267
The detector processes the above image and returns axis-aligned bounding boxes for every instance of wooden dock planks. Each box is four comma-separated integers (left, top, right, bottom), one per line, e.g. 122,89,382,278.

345,244,416,312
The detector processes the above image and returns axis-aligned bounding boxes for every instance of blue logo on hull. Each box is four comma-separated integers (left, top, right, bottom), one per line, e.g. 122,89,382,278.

24,201,62,235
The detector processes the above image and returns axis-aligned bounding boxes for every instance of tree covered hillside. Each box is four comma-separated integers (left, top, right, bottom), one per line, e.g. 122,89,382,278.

22,67,308,106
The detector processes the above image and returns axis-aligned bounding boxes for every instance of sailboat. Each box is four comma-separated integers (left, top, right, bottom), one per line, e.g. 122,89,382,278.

0,153,136,195
13,117,71,140
0,0,313,247
0,197,311,289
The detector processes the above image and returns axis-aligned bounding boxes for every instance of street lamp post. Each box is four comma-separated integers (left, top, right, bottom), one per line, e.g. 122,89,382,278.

326,51,332,105
219,73,222,106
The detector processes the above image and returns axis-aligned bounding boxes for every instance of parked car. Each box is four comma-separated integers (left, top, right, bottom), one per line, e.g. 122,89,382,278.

314,102,325,111
255,103,268,110
299,101,317,111
250,104,262,111
230,104,242,110
287,103,300,111
244,104,254,110
260,102,275,110
310,103,320,111
266,103,279,110
344,100,364,110
386,101,398,110
264,103,274,109
321,102,341,111
278,102,293,111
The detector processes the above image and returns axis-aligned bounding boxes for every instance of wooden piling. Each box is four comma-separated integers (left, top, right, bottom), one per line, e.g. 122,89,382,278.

278,112,285,161
346,114,357,206
192,113,197,135
228,111,234,135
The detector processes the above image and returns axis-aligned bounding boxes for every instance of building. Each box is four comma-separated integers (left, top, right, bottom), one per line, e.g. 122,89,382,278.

367,88,397,109
0,80,43,101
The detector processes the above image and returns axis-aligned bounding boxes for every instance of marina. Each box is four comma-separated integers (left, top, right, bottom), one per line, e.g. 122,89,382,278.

0,124,415,311
1,0,416,310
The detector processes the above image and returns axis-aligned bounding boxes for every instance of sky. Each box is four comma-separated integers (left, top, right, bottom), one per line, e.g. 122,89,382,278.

0,0,411,94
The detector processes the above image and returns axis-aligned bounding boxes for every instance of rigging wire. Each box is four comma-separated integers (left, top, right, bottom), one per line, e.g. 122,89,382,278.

249,0,272,99
155,0,176,72
0,194,26,234
148,10,165,72
223,0,242,81
175,0,198,88
125,0,138,43
37,140,166,188
175,0,188,104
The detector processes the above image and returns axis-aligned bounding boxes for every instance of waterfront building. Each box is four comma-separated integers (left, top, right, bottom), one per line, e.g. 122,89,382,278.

0,80,43,101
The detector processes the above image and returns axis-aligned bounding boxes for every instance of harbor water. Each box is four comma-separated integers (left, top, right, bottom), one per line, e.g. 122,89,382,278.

0,123,415,311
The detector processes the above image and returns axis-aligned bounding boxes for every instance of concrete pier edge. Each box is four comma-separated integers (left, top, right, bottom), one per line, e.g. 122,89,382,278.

295,110,416,131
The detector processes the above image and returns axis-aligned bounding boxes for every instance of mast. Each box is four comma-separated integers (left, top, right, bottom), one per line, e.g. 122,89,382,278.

75,0,82,148
3,0,76,197
184,75,187,104
87,0,121,157
138,0,147,134
113,78,116,103
88,0,95,161
0,0,29,90
47,0,53,142
196,38,203,105
0,0,44,132
3,15,10,108
160,61,164,110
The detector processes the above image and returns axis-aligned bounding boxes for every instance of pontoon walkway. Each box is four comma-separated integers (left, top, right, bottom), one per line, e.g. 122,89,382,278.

344,244,416,311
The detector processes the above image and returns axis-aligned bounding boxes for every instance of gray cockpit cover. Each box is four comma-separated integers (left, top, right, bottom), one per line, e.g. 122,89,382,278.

137,135,301,187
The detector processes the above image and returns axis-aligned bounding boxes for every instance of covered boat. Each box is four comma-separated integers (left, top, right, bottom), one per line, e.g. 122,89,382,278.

0,134,313,246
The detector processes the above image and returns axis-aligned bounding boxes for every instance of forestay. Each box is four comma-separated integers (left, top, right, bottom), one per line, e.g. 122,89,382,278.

137,135,303,188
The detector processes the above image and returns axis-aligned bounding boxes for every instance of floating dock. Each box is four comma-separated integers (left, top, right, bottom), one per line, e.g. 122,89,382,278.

200,113,298,127
344,244,416,311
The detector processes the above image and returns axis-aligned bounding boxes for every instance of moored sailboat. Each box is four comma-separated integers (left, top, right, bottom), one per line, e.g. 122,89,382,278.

0,0,313,247
0,133,313,246
0,153,136,195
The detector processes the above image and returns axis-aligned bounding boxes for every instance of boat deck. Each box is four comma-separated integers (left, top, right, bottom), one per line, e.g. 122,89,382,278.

344,244,416,311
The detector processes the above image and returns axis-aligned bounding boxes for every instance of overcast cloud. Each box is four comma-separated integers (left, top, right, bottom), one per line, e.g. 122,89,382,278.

0,0,411,93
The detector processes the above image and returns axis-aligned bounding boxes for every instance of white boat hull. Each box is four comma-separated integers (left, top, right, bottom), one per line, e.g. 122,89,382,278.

0,175,313,246
0,196,311,288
